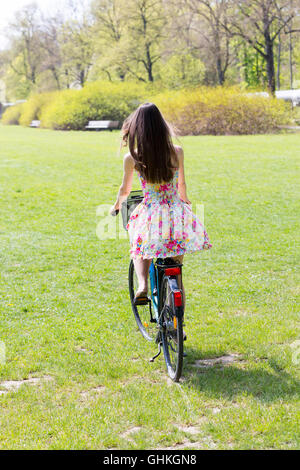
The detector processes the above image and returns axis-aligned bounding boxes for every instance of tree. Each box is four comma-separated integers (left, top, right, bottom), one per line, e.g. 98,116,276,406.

38,13,64,89
92,0,123,42
7,3,44,87
91,0,128,80
60,17,95,87
2,0,299,96
185,0,233,85
241,42,267,87
285,13,300,88
224,0,299,93
122,0,167,82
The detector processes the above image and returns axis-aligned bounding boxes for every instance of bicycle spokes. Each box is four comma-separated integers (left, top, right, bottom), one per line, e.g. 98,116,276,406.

160,274,184,382
162,305,179,368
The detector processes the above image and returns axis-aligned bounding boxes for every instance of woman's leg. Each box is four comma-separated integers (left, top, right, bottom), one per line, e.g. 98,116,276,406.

133,257,152,295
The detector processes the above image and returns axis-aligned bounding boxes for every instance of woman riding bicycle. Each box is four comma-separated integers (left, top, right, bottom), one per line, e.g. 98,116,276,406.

110,102,212,304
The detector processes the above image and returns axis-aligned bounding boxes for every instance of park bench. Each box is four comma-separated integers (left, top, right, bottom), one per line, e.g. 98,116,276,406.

85,120,119,131
277,125,300,131
30,120,40,128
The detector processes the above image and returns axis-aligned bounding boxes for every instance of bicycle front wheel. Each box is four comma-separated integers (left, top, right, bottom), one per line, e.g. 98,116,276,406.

128,260,156,341
159,275,184,382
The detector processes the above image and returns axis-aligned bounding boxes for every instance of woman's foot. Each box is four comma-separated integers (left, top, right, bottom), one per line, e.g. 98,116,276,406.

134,289,148,305
135,284,148,296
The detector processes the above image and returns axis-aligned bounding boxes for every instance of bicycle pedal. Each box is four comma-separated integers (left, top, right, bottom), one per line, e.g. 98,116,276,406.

134,296,150,306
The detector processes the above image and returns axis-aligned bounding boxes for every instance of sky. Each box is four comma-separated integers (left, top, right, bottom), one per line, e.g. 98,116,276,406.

0,0,90,49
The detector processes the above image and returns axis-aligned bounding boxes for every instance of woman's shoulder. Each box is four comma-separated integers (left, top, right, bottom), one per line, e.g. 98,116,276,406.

174,145,183,156
173,145,184,167
123,152,135,166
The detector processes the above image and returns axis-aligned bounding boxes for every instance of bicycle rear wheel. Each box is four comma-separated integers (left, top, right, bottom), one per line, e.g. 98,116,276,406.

159,275,184,382
128,260,156,341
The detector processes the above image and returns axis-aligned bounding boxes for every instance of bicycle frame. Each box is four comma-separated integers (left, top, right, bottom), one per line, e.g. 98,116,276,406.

149,261,159,319
129,256,185,379
149,258,184,322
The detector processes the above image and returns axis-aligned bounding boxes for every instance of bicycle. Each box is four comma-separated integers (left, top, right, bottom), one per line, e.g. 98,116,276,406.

112,190,185,382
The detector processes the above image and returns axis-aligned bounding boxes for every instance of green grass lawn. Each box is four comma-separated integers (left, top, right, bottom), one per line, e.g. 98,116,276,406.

0,125,299,449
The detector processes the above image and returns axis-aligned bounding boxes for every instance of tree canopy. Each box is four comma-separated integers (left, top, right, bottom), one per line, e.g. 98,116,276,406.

1,0,299,100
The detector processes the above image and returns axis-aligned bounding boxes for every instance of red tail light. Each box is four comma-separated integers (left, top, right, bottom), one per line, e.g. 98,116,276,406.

165,267,181,276
173,290,182,307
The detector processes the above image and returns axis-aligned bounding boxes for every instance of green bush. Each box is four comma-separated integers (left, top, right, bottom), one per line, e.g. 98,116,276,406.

1,103,25,125
2,83,292,135
40,81,149,130
19,92,57,127
292,106,300,124
152,86,292,135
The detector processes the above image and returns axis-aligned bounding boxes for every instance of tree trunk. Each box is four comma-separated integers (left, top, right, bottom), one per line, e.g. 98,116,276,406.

289,29,293,89
65,69,70,88
277,31,281,90
146,45,153,82
51,66,61,89
215,23,225,85
264,32,275,94
31,68,36,84
216,55,225,85
243,46,248,83
79,69,85,87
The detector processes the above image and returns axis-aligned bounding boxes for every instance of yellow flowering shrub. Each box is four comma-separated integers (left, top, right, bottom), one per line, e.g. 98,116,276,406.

40,81,148,130
19,92,58,127
2,83,292,135
152,86,292,135
1,103,25,125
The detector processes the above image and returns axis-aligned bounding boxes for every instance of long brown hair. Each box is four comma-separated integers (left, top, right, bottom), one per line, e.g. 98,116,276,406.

121,102,177,183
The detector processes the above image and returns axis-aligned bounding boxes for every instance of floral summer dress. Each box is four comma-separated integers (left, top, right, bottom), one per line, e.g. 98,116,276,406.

126,169,212,259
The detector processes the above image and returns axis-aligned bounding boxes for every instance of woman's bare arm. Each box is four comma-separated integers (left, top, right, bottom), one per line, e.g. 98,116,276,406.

110,153,134,214
176,146,191,204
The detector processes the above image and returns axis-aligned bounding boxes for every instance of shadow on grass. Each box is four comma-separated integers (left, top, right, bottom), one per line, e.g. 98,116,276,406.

182,347,299,403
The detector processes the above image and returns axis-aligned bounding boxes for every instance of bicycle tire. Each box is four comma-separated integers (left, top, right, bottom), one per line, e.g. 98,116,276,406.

128,260,156,341
159,274,184,382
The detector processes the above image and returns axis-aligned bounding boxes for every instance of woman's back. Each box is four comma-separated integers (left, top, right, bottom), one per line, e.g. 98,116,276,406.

138,168,179,206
